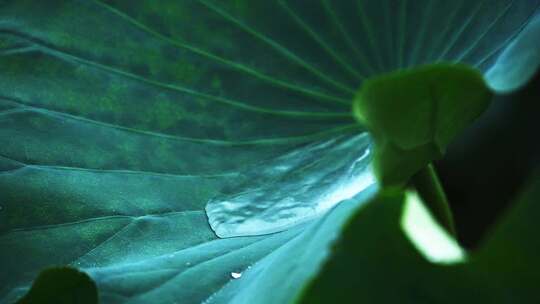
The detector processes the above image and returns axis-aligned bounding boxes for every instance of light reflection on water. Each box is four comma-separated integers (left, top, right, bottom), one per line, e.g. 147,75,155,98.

206,133,375,238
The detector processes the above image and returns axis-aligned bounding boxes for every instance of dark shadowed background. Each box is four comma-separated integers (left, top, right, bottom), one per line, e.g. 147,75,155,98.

437,68,540,248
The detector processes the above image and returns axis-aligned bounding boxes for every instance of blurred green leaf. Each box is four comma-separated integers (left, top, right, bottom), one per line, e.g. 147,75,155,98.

353,64,493,186
16,267,97,304
300,175,540,303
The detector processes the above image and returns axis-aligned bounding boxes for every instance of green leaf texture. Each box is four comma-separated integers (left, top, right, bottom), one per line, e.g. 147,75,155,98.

1,1,539,303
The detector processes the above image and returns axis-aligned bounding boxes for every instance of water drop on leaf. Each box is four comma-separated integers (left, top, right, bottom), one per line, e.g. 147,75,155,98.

230,272,242,279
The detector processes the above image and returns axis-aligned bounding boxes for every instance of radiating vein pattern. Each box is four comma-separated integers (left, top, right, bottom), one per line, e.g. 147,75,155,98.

1,1,540,303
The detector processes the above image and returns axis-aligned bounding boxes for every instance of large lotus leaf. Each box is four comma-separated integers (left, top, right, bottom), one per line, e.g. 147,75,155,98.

301,175,540,303
1,1,540,303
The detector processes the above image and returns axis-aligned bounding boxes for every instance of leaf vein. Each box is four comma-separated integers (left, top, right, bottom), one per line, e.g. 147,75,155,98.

90,0,350,105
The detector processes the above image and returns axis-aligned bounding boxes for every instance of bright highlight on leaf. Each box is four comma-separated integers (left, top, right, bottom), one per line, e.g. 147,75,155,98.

300,176,540,303
401,191,466,264
486,14,540,92
230,272,242,279
206,134,375,237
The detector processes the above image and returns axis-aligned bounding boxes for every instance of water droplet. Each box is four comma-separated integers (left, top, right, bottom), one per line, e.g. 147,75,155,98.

230,272,242,279
206,134,374,238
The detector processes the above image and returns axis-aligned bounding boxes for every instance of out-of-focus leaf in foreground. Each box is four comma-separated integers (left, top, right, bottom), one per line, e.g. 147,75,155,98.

16,267,97,304
1,1,539,303
301,174,540,303
353,64,493,186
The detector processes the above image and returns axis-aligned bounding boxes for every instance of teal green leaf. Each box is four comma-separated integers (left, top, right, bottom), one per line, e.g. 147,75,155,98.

300,175,540,303
353,64,493,186
16,267,97,304
1,1,539,303
486,14,540,92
